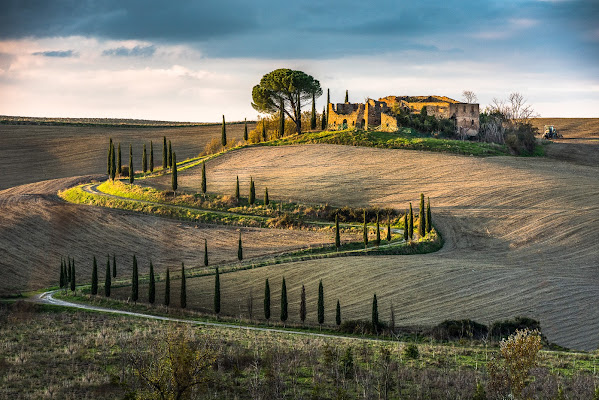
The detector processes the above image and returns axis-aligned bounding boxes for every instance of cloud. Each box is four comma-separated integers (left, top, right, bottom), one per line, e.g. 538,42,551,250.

32,49,78,57
102,45,156,57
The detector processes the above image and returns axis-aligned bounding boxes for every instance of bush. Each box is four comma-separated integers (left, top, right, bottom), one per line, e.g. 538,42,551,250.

339,319,388,335
120,166,129,177
431,319,488,341
403,344,419,359
490,316,540,340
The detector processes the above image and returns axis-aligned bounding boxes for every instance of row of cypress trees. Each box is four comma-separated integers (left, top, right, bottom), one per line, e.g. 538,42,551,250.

403,194,433,241
233,175,270,207
107,137,177,182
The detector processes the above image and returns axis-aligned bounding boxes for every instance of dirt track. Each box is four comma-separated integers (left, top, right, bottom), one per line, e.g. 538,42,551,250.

0,176,332,296
150,144,599,350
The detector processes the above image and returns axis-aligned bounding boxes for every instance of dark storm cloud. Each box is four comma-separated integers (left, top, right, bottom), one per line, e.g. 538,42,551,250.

102,45,156,57
0,0,597,61
31,50,78,57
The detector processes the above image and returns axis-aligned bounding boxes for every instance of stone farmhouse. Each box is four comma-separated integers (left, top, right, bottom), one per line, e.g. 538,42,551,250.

327,95,480,136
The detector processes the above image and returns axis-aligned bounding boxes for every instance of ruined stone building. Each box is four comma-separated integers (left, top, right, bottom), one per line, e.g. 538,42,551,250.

327,95,480,136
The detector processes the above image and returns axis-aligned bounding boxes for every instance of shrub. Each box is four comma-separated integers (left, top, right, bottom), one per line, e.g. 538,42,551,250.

490,316,540,340
403,344,419,359
120,166,129,177
432,319,489,341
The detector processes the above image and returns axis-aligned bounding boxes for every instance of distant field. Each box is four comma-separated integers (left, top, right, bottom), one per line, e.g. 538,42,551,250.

530,117,599,139
0,123,254,190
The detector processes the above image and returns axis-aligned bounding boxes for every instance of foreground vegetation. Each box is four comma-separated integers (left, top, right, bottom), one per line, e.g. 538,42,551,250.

1,302,598,399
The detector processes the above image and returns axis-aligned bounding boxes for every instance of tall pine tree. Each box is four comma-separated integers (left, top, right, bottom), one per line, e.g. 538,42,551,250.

363,209,369,248
426,197,432,234
321,106,327,130
335,213,341,249
386,218,392,241
171,152,177,194
418,193,425,238
59,258,65,288
168,140,172,168
403,212,408,241
129,144,134,184
214,267,221,314
148,261,155,304
105,255,111,297
317,280,324,328
70,259,76,292
149,140,154,172
162,136,167,170
112,254,117,278
336,300,341,326
280,277,288,325
110,142,116,181
243,118,248,141
300,284,306,325
375,212,381,246
204,239,208,266
326,88,330,123
107,138,113,175
310,92,317,129
235,176,240,199
180,263,186,308
131,255,138,303
221,115,227,147
264,278,271,322
261,121,267,142
249,177,255,205
264,187,269,206
66,257,71,284
372,294,379,332
201,162,206,193
164,268,170,307
408,203,414,240
142,143,147,173
237,231,243,261
91,256,98,295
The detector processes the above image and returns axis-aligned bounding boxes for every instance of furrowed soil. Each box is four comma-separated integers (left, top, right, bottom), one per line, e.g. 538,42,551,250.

142,143,599,350
531,118,599,166
0,123,254,190
0,176,332,296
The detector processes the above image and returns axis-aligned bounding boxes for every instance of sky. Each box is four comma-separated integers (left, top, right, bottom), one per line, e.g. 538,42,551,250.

0,0,597,121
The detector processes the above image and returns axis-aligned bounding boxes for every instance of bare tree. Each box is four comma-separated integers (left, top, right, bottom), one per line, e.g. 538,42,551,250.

462,90,478,104
488,92,537,122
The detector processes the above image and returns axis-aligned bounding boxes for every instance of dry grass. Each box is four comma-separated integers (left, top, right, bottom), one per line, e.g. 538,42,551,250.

0,123,254,190
139,144,599,351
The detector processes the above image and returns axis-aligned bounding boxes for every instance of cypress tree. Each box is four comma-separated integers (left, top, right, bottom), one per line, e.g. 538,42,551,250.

162,136,167,170
403,212,408,241
110,143,116,181
426,197,432,234
107,138,113,175
148,261,155,304
280,277,288,324
326,88,330,122
321,106,327,130
221,115,227,147
264,187,269,206
264,278,271,322
91,256,98,295
214,267,221,314
129,144,134,184
375,212,381,246
387,218,391,241
300,284,306,325
171,152,177,194
249,177,255,205
345,90,349,103
408,203,414,240
131,255,138,303
204,239,208,266
310,92,316,130
237,231,243,261
66,257,71,284
235,176,240,200
261,121,267,142
335,213,341,249
70,259,76,292
59,258,64,288
279,98,285,138
363,209,368,248
117,143,122,175
142,143,147,173
372,294,379,332
105,255,111,297
317,280,324,328
149,140,154,172
336,299,341,326
180,263,186,308
168,140,172,168
243,118,248,141
112,254,117,278
164,268,170,307
418,193,425,238
201,162,206,193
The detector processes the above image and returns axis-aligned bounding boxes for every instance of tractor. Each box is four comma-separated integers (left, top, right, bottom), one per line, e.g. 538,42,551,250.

543,125,563,139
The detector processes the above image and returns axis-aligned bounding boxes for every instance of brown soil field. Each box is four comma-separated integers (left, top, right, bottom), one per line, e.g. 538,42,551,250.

139,144,599,350
0,176,332,296
531,118,599,166
0,123,254,190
